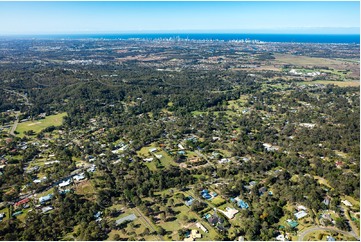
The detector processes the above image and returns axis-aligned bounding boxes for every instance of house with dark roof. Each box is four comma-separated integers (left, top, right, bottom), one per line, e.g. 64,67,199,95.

258,187,267,196
207,209,224,228
201,189,212,200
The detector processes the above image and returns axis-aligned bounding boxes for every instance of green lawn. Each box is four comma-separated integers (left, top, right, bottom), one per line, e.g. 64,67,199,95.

137,143,158,157
344,195,360,208
36,188,55,199
155,150,177,168
144,161,157,171
191,111,207,116
210,196,226,207
16,112,67,137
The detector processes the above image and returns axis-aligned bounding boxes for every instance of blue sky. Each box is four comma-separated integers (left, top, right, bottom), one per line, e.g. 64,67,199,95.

0,1,359,34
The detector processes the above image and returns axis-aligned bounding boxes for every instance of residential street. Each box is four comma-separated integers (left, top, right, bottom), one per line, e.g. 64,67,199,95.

297,226,359,241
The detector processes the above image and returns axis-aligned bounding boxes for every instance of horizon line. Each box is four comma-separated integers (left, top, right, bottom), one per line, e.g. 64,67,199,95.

1,32,360,36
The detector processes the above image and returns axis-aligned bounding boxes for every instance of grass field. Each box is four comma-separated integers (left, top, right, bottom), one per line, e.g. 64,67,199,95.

75,180,96,199
210,196,226,206
314,176,333,189
16,112,67,137
274,54,344,66
137,143,158,156
144,161,157,171
155,150,177,168
273,54,360,79
299,80,360,87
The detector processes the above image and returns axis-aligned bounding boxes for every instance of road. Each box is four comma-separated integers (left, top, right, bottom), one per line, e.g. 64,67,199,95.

342,206,360,239
298,226,359,241
195,150,215,168
2,89,32,106
132,206,163,241
2,89,31,136
9,112,19,136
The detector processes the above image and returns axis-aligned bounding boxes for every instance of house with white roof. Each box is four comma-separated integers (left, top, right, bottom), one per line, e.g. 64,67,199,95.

196,222,208,233
294,210,308,220
59,179,72,188
342,200,353,207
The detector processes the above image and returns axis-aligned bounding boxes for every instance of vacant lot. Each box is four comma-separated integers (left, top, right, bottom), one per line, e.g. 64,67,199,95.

16,112,67,137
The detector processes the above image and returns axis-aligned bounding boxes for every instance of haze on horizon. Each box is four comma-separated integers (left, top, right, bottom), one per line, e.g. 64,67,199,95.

0,1,359,35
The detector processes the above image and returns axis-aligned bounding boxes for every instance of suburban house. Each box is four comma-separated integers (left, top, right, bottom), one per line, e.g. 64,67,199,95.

185,196,195,207
12,211,23,217
42,206,53,213
195,222,208,233
322,197,331,206
200,189,212,200
94,211,102,222
73,173,85,181
276,234,286,241
184,230,202,241
294,210,308,220
244,181,257,190
218,207,239,219
39,194,53,204
143,157,154,162
87,165,96,173
263,143,279,152
258,187,267,195
58,179,72,188
342,200,353,207
149,148,157,153
206,209,225,230
14,198,30,208
232,197,249,209
155,154,163,159
287,219,298,228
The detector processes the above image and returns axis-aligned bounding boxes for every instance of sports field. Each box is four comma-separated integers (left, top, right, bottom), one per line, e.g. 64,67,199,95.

16,112,67,137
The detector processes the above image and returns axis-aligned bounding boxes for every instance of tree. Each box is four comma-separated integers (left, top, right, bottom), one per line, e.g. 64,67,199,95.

335,217,349,231
156,226,166,236
143,227,150,236
160,212,166,221
113,234,120,241
182,215,189,222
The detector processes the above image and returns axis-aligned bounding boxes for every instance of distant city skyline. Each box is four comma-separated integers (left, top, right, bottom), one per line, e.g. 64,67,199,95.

0,1,359,35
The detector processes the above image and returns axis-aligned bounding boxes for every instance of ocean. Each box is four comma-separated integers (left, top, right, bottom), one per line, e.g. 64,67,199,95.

5,33,360,44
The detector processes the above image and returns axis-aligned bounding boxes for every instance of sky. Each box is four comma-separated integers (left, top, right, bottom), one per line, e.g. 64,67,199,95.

0,1,359,35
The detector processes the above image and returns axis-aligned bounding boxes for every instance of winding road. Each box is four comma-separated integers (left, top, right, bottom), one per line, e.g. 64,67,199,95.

298,226,359,241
